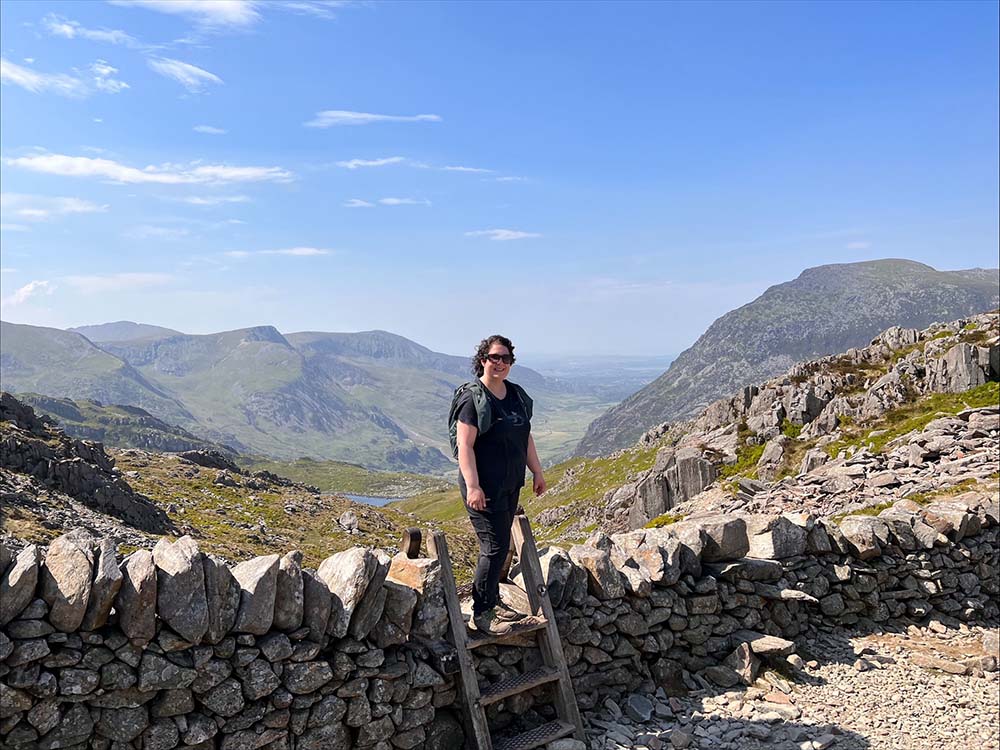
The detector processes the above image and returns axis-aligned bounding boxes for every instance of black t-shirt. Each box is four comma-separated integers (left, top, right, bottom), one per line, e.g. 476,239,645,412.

457,383,531,511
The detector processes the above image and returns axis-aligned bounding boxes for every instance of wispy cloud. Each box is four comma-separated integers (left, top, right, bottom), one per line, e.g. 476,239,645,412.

305,110,442,128
442,165,493,174
278,1,350,19
225,247,333,258
110,0,261,28
0,57,128,97
2,280,54,308
194,124,227,135
0,224,31,232
43,13,139,46
1,193,109,222
465,229,541,241
845,240,871,250
0,268,16,274
335,156,407,170
379,197,431,206
495,176,527,183
178,194,250,206
5,153,293,185
148,57,222,92
343,199,375,208
63,272,173,294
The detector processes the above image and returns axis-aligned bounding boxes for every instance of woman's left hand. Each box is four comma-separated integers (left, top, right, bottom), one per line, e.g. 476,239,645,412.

532,473,546,496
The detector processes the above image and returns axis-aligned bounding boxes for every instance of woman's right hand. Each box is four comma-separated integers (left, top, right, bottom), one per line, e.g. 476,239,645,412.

467,486,487,511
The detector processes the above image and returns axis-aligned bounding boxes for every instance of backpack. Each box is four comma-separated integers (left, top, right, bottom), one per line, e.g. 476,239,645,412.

447,380,533,458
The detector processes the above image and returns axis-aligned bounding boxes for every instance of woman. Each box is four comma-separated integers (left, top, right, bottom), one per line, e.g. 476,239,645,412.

454,334,546,634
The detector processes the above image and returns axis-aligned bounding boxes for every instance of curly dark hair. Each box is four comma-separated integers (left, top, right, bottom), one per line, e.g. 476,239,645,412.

471,334,515,377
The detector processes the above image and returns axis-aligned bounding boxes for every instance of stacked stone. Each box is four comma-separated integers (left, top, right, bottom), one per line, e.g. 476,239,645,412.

2,489,997,749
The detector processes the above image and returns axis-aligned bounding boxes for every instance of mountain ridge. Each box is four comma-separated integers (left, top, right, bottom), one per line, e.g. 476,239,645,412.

576,259,1000,456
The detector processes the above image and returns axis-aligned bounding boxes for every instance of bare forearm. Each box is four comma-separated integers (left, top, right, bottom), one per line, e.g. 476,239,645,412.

458,444,480,489
526,435,543,476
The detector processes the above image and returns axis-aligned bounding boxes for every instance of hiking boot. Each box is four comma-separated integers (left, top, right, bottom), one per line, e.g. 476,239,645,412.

473,608,514,634
496,601,526,622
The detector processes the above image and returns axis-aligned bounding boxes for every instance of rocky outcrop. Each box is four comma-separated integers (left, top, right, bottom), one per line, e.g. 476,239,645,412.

0,392,174,535
583,312,998,531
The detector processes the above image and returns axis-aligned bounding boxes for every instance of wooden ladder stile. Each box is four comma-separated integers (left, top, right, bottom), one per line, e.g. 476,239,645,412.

427,516,586,750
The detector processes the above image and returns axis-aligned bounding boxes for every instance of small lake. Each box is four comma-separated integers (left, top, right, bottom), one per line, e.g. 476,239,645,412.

342,494,402,507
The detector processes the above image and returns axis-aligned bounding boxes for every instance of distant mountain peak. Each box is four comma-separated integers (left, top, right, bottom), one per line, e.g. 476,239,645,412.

69,321,182,343
576,259,1000,457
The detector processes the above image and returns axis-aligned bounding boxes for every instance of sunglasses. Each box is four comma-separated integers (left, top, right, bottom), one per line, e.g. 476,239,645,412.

485,353,514,364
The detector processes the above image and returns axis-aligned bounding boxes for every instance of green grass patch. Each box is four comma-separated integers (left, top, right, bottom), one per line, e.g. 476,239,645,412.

825,381,999,458
780,419,803,439
645,512,685,529
717,424,766,481
238,456,448,497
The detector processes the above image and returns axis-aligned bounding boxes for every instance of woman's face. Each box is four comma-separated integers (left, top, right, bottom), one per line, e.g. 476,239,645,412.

482,342,513,381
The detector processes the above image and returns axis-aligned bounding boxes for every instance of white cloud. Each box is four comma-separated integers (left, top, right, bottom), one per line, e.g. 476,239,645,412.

495,176,527,182
1,193,109,222
0,57,128,97
110,0,261,28
6,153,293,185
225,247,332,258
2,58,86,97
465,229,541,241
846,241,871,250
148,57,222,92
0,267,16,274
194,124,226,135
335,156,406,170
2,280,55,307
305,110,442,128
379,197,431,206
63,272,173,294
178,194,250,205
0,224,31,232
278,1,349,19
343,199,374,208
442,165,493,174
43,14,139,46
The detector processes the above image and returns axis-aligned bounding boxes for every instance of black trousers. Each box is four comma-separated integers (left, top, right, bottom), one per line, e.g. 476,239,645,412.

466,490,519,615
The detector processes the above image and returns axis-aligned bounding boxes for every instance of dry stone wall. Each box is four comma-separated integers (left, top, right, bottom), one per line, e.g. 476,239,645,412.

1,490,997,749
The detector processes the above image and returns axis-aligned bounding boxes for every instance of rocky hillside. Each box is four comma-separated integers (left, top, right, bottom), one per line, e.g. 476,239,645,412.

577,260,1000,456
15,393,225,455
546,310,998,538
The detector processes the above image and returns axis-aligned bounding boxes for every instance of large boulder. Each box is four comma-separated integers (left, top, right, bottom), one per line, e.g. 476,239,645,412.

40,529,95,631
81,538,123,630
569,545,624,600
676,516,748,562
388,555,446,640
202,554,240,643
926,343,993,393
0,544,40,625
317,548,380,639
232,554,280,635
153,536,209,643
273,550,304,632
372,579,418,648
745,515,808,559
838,516,890,560
301,569,332,644
117,550,157,644
349,549,390,639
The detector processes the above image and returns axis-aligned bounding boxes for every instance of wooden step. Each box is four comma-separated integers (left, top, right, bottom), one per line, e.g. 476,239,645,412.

494,720,575,750
465,615,548,649
479,666,560,707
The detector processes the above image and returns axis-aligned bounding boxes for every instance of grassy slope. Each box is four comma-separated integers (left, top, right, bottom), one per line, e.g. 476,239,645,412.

238,456,450,497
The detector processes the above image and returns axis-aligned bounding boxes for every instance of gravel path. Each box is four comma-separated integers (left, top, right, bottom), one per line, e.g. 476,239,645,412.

584,625,1000,750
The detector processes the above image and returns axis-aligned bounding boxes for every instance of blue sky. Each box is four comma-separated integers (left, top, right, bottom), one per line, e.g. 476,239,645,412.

1,0,997,356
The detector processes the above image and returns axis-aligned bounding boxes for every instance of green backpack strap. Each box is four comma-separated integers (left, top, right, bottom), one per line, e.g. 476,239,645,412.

447,381,492,458
508,381,533,421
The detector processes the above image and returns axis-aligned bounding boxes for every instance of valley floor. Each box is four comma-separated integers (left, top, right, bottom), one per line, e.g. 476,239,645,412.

584,624,1000,750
